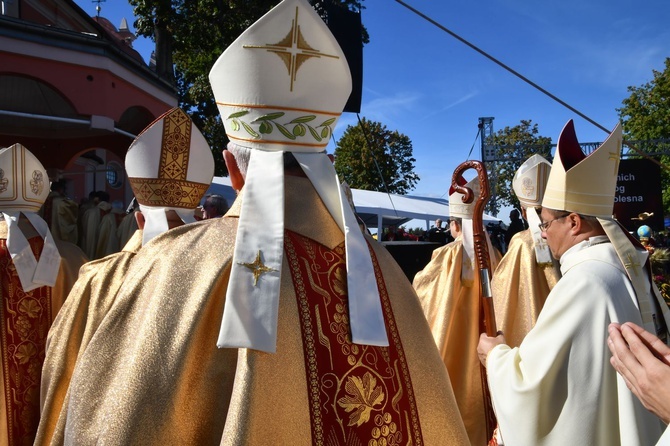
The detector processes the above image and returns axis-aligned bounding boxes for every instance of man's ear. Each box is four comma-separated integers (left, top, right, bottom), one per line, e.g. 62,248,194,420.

223,149,245,192
135,211,145,230
568,213,581,233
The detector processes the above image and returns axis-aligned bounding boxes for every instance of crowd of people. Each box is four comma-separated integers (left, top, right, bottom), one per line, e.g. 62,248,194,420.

0,1,667,445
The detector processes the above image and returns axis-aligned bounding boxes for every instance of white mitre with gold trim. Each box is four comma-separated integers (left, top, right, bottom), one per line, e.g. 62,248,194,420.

210,0,387,353
513,154,552,264
542,120,669,338
542,119,620,218
126,107,214,245
0,144,61,291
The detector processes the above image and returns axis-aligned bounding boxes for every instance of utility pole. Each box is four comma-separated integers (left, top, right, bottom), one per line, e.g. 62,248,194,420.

479,117,498,215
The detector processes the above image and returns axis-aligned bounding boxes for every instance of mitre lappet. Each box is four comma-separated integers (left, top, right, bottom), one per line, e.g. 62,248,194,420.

542,119,667,335
126,107,214,245
0,144,61,291
209,0,387,352
449,176,497,285
513,154,552,265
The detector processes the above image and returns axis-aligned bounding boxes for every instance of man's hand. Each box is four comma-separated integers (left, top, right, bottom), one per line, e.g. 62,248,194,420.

608,322,670,424
477,332,506,367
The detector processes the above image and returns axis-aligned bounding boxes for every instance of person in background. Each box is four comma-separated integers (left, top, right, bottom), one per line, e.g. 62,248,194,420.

491,154,560,349
36,107,214,445
427,218,449,245
413,175,501,445
41,179,79,244
116,198,139,248
55,2,469,443
504,208,527,248
478,120,670,445
0,144,87,445
78,190,111,259
202,194,229,219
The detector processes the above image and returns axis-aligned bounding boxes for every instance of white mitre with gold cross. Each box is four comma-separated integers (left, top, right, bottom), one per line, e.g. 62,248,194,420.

513,154,552,265
542,120,669,338
209,0,387,353
126,107,214,245
0,143,61,291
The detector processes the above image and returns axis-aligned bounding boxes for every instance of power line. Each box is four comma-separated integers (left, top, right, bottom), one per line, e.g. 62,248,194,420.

393,0,668,172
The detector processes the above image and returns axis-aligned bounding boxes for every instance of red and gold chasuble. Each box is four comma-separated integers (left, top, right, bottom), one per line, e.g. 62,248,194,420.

0,238,52,445
284,230,423,446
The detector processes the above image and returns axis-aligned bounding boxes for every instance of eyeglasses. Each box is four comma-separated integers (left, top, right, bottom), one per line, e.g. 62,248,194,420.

538,214,569,231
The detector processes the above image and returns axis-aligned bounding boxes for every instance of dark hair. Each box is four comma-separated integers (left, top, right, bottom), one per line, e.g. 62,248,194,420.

204,194,229,216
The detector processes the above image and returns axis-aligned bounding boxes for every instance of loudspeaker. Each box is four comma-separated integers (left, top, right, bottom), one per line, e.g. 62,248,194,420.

325,4,363,114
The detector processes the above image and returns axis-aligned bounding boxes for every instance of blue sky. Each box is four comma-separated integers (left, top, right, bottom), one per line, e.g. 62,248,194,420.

80,0,669,220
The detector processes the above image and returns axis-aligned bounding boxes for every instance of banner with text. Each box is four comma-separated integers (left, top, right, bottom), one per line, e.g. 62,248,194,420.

613,159,663,232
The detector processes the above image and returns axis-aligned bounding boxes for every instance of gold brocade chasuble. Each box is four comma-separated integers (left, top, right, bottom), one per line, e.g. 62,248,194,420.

58,176,468,445
284,230,422,445
36,232,143,446
413,238,500,446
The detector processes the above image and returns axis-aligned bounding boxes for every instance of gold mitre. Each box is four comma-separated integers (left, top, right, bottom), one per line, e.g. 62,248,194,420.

449,176,480,219
542,119,621,218
126,107,214,212
513,154,551,209
208,0,351,152
0,143,48,213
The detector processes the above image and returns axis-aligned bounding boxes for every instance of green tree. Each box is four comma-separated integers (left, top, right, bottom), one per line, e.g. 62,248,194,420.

484,120,552,215
618,57,670,209
334,118,419,194
128,0,367,176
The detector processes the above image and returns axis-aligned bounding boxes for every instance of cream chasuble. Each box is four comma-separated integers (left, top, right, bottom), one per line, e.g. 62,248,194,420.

491,229,560,348
487,241,669,445
59,176,468,445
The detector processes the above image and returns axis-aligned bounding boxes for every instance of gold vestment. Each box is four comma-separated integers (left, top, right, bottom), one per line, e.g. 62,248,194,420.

58,176,469,445
413,238,500,446
491,229,560,348
36,232,142,445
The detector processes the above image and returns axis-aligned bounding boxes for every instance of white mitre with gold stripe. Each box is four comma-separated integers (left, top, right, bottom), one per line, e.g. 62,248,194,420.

126,107,214,245
513,154,552,265
210,0,387,353
0,144,61,291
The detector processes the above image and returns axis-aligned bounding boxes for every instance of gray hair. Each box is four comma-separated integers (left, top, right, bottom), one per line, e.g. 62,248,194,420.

227,142,251,176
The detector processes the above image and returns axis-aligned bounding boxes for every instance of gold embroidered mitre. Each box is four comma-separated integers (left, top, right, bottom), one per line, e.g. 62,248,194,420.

0,143,48,212
513,154,551,209
542,119,622,218
209,0,351,152
126,107,214,211
449,176,480,219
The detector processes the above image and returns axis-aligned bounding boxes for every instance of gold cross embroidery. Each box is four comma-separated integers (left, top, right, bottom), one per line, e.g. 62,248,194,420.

239,250,276,286
624,253,641,277
244,6,339,91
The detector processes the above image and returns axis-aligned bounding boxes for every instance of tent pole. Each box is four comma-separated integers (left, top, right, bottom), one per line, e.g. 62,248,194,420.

377,214,383,243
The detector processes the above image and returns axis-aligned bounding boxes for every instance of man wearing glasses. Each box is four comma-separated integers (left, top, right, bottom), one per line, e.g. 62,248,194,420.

478,120,670,445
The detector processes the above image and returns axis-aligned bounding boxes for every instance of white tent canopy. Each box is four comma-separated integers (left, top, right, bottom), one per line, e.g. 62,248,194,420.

351,188,501,232
205,176,501,233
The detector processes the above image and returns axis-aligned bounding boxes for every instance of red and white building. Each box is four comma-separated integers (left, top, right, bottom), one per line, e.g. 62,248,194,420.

0,0,177,208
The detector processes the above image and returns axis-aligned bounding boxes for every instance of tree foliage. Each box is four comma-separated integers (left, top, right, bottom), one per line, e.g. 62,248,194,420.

484,120,552,215
618,57,670,209
334,118,419,194
128,0,367,176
